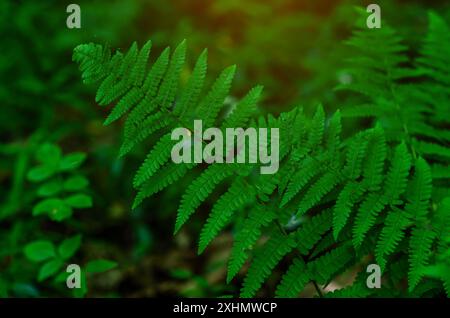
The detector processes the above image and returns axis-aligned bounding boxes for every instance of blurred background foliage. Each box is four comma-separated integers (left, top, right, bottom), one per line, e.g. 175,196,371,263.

1,0,449,297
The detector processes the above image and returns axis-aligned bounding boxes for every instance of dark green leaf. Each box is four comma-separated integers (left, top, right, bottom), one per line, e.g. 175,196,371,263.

36,143,62,166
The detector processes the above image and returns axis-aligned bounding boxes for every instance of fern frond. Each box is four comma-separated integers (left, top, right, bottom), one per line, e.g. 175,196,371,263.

157,40,187,109
414,140,450,160
133,133,174,188
408,226,436,291
324,272,373,298
296,209,332,255
198,178,255,254
325,110,342,154
227,205,276,283
240,229,296,298
306,105,325,150
196,65,236,126
431,163,450,180
333,182,364,240
405,157,432,222
221,85,263,129
104,40,153,125
343,132,370,180
99,42,138,106
175,164,235,233
307,244,354,285
383,142,412,205
133,163,194,209
104,87,144,125
275,258,310,298
280,158,321,207
375,208,410,270
416,12,450,86
174,49,208,117
361,126,386,191
296,169,342,216
352,192,386,248
121,112,173,157
72,43,111,84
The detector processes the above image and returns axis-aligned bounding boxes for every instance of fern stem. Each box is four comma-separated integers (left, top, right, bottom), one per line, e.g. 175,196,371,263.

312,281,324,298
386,65,418,160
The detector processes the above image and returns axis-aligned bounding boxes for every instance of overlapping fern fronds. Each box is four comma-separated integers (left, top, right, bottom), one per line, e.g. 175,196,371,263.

74,10,449,297
337,11,450,185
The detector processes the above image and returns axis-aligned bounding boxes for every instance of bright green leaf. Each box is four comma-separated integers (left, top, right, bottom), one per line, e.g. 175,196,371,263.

24,241,56,262
63,176,89,191
86,259,117,273
65,194,93,208
27,165,56,182
33,198,73,221
54,271,70,283
58,235,82,260
38,259,64,281
37,180,62,197
59,153,87,171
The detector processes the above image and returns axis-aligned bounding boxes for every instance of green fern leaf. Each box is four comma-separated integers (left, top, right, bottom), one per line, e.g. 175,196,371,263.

240,229,296,298
362,127,386,191
280,158,322,207
375,208,410,270
306,105,325,150
196,65,236,126
344,132,370,180
227,205,276,283
133,163,195,209
175,164,235,234
383,142,412,205
99,42,138,106
326,110,342,153
333,182,365,240
405,157,432,222
133,133,174,188
157,40,186,109
198,178,256,254
275,258,310,298
296,209,332,254
174,49,208,117
296,169,342,216
408,226,436,291
307,244,354,285
353,192,386,248
221,85,263,129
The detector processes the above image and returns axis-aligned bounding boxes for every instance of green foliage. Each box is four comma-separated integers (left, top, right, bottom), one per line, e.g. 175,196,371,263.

74,9,449,298
27,143,91,221
0,141,117,297
24,236,81,282
424,198,450,296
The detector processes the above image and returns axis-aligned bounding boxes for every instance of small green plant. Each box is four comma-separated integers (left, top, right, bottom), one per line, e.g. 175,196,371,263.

24,235,82,282
22,142,117,297
27,143,92,221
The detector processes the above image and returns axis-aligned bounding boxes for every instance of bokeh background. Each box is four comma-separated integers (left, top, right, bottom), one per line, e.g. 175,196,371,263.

1,0,449,297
